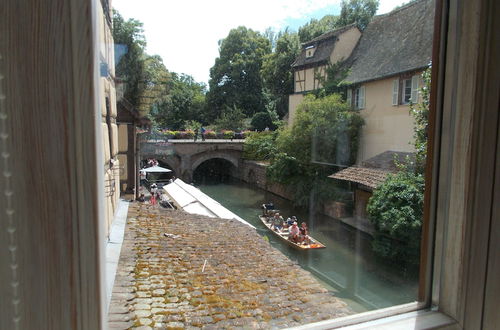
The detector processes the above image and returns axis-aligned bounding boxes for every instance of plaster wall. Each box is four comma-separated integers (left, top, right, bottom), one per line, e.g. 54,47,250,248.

357,78,416,162
330,27,361,63
118,124,128,153
288,93,305,126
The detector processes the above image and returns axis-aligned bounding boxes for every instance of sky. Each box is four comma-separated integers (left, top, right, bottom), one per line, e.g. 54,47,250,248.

112,0,406,85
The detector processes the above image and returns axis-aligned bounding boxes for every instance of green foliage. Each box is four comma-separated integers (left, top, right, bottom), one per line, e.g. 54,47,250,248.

315,60,350,97
203,130,217,139
298,15,339,43
213,106,247,131
267,94,364,206
243,131,278,160
184,120,202,133
337,0,379,30
112,10,147,111
367,68,430,267
139,55,171,115
206,27,271,121
261,30,301,117
151,73,207,130
285,94,364,166
250,112,275,131
410,67,431,174
367,170,424,267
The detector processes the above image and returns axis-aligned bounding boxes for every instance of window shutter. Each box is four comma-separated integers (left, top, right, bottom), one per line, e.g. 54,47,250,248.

411,75,419,103
359,86,365,109
392,79,399,105
347,89,352,107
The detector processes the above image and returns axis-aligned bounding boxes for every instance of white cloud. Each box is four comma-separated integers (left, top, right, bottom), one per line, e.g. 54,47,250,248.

112,0,404,85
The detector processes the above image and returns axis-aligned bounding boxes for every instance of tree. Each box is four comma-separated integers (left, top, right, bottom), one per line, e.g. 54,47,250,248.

267,94,364,206
206,27,271,121
243,131,277,160
337,0,379,30
213,105,246,131
298,15,338,43
367,170,424,268
138,55,171,115
250,112,275,131
261,30,301,118
151,73,207,130
112,10,147,111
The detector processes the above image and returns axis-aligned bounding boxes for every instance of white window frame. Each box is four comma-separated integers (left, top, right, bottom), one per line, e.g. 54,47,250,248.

402,78,412,104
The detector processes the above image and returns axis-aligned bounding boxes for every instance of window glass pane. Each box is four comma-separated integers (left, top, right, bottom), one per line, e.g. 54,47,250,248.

403,78,412,103
107,0,435,327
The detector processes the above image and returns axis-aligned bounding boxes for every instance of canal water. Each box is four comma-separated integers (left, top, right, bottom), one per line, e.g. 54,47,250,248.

197,179,418,312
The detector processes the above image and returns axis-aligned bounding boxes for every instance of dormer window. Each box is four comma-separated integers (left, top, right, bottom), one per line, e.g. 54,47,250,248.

305,45,316,58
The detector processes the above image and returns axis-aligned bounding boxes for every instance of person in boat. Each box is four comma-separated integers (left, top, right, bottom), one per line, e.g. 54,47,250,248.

262,202,275,215
299,222,310,245
289,222,300,243
284,217,292,229
272,212,284,232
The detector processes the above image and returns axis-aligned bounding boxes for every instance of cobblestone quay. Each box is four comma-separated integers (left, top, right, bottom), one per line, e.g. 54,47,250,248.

108,203,352,329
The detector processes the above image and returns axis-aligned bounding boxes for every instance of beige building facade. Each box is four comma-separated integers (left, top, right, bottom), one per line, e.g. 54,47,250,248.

288,25,361,125
350,73,424,162
288,0,434,165
98,0,120,237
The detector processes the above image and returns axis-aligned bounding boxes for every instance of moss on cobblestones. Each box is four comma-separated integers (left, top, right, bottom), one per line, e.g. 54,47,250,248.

108,204,353,329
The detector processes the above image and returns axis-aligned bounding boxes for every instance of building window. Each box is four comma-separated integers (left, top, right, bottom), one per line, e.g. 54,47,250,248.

393,75,420,105
305,45,315,58
353,86,365,109
402,78,412,104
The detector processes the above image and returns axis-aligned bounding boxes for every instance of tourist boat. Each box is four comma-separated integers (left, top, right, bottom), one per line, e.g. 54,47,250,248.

258,214,326,250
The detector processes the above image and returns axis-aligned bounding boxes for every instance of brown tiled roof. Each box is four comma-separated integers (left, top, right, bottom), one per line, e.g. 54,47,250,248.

292,24,358,69
329,167,392,189
328,151,415,189
343,0,435,84
361,150,414,171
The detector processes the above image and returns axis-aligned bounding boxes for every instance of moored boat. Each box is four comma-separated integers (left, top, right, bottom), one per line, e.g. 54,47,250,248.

258,215,326,249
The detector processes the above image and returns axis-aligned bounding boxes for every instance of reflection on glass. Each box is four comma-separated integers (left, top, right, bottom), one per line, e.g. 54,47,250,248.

111,0,434,324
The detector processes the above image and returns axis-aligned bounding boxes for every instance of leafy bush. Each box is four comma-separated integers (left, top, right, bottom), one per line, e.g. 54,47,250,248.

243,131,278,160
222,130,235,139
203,130,217,139
250,112,275,131
213,106,247,131
266,94,364,207
367,170,424,268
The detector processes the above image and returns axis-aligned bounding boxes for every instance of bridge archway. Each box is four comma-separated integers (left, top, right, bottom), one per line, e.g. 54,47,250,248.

192,153,240,184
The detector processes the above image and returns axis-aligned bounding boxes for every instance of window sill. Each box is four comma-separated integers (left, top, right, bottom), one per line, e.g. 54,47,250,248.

289,303,457,329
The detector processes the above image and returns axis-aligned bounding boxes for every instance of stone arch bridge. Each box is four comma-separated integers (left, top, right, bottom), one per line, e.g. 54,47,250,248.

140,140,245,182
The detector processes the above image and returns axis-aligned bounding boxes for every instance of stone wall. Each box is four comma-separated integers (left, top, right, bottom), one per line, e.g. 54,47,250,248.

238,160,295,201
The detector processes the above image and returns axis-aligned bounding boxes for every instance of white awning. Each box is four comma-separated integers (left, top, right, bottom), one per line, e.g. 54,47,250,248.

163,179,255,229
139,166,172,173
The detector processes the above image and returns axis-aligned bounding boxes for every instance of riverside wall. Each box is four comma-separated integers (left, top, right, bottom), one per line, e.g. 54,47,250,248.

238,160,349,220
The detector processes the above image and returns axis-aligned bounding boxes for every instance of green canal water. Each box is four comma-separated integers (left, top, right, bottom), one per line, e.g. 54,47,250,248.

196,179,418,312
